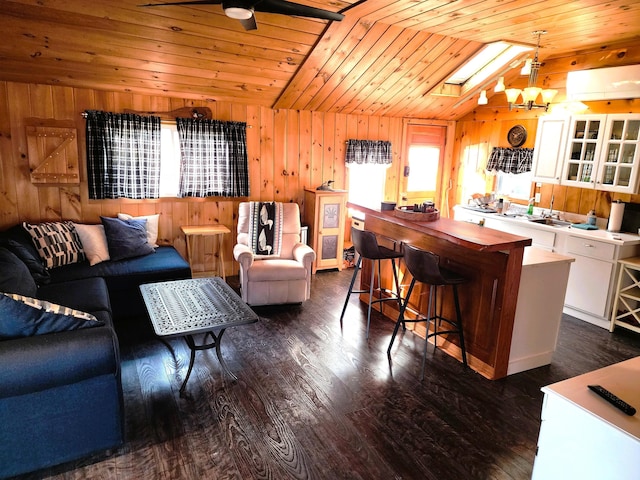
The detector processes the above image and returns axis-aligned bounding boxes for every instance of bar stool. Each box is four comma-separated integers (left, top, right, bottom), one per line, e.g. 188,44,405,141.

387,243,468,379
340,227,404,338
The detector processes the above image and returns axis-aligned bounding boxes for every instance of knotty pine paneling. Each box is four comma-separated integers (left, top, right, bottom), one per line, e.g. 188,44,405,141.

0,81,404,276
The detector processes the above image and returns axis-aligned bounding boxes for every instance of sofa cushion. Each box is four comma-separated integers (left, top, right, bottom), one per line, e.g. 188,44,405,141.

73,223,110,266
247,259,308,282
47,246,189,284
101,216,155,261
0,293,103,340
38,277,112,316
23,221,86,269
0,247,37,297
0,225,50,284
117,213,160,247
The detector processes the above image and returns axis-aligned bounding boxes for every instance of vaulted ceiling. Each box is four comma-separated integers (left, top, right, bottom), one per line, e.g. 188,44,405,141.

2,0,640,120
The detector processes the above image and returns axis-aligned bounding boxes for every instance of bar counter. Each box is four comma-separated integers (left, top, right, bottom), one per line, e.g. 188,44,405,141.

349,204,532,380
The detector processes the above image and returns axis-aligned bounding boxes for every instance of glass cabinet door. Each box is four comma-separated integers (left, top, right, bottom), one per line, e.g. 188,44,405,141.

596,115,640,193
562,115,604,187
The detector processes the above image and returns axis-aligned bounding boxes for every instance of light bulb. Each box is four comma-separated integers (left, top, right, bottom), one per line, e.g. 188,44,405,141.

478,90,488,105
541,89,558,104
520,58,532,76
494,77,505,93
224,7,254,19
523,87,542,103
505,88,521,104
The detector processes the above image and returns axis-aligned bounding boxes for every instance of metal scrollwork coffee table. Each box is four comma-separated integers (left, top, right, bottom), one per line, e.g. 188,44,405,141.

140,277,258,396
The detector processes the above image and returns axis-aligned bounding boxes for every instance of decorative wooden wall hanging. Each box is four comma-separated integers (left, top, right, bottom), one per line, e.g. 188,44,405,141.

122,106,213,120
25,118,79,185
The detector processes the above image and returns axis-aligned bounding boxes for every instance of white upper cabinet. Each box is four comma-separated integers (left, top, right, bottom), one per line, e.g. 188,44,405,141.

531,115,571,184
596,115,640,192
561,115,605,188
560,114,640,193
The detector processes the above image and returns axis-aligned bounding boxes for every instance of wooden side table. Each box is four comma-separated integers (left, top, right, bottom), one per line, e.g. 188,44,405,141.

181,225,231,280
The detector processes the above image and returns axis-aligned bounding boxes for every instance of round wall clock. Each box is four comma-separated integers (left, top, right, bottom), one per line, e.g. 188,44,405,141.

507,125,527,147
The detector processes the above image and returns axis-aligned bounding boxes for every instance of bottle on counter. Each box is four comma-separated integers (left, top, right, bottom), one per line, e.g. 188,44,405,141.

496,198,504,214
587,210,597,226
527,198,535,215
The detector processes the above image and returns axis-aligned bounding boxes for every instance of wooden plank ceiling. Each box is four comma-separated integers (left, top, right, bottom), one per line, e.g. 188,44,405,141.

1,0,640,120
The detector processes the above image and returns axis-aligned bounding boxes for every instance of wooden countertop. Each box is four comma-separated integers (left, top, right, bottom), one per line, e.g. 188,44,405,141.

349,203,532,252
349,202,533,380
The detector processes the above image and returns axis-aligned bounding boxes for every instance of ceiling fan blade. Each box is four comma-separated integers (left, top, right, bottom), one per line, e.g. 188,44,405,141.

253,0,344,21
239,15,258,30
139,0,222,7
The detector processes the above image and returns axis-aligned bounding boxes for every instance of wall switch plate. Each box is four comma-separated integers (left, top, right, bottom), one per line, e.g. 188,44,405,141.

536,182,542,187
535,193,541,202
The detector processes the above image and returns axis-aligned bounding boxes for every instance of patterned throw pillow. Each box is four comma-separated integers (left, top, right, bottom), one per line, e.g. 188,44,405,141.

0,293,102,340
23,221,86,269
2,293,98,322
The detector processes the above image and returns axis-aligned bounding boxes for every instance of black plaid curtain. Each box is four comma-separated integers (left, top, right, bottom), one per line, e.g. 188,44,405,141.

345,140,392,165
486,147,534,174
176,118,249,198
85,110,161,199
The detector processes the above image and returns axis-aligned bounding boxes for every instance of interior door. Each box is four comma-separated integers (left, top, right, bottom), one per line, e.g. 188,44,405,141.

400,124,446,206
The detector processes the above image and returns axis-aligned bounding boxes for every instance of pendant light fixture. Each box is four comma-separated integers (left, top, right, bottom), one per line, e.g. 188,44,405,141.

505,30,557,111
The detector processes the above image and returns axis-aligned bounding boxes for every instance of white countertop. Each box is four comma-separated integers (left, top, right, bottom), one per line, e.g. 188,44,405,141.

454,205,640,246
523,246,575,266
542,356,640,441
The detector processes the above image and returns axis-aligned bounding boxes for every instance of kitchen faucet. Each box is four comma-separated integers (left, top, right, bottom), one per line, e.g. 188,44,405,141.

544,195,555,218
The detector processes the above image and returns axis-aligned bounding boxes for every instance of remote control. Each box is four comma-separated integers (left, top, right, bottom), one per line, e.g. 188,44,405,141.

588,385,636,416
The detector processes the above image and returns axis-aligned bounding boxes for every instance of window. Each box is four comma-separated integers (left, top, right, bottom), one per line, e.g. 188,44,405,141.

460,143,491,203
444,41,532,95
159,122,181,197
345,140,392,211
347,163,389,210
85,111,249,199
495,171,533,200
401,124,445,205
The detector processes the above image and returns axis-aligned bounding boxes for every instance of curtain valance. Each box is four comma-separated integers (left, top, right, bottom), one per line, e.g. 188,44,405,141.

486,147,534,174
345,140,392,165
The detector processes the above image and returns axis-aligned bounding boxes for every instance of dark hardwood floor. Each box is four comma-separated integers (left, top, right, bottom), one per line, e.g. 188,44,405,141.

14,268,640,480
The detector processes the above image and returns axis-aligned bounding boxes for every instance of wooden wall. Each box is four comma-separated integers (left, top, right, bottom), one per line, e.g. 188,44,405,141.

0,81,408,276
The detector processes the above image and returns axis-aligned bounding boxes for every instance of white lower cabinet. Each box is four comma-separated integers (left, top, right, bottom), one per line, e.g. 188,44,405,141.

561,235,615,325
563,252,613,319
453,206,640,328
556,233,640,329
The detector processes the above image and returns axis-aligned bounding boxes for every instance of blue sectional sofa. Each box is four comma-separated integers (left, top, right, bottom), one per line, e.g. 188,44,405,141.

0,223,191,479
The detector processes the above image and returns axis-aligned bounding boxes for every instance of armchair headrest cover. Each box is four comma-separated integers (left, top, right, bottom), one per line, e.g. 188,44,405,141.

237,202,302,259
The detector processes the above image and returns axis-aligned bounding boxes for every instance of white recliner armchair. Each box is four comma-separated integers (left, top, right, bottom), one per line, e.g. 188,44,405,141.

233,202,315,306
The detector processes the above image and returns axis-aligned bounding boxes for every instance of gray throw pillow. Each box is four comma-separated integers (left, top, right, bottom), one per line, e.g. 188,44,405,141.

0,247,37,297
100,216,155,261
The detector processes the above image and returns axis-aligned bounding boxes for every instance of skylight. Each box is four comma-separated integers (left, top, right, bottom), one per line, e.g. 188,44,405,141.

445,41,533,92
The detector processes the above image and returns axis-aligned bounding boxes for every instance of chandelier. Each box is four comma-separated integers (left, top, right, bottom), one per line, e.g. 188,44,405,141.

504,30,557,111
